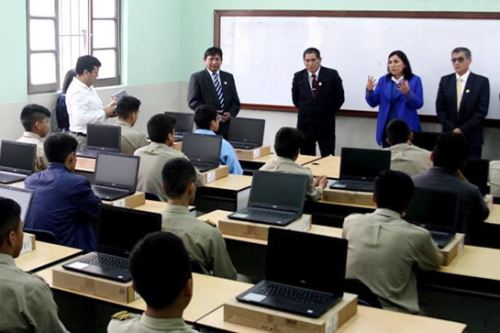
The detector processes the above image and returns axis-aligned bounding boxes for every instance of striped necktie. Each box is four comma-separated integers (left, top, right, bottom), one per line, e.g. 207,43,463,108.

212,72,224,110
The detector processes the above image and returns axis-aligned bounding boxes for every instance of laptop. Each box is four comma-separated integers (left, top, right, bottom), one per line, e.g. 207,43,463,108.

237,228,347,318
91,153,140,201
228,117,265,150
405,187,459,249
181,133,221,172
77,124,121,158
165,112,194,142
0,185,33,221
0,140,36,184
412,131,440,151
228,171,308,226
330,148,391,192
63,205,162,282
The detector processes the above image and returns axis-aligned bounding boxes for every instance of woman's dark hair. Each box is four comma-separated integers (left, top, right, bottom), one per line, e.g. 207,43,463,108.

386,50,413,80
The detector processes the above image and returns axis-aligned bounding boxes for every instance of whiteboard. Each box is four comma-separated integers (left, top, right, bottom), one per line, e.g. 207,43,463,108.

219,15,500,120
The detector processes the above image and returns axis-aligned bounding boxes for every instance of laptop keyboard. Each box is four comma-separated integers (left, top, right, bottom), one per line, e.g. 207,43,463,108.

248,207,295,220
231,141,259,149
330,179,374,191
193,162,217,172
78,252,129,270
0,172,26,184
263,283,331,304
92,186,129,200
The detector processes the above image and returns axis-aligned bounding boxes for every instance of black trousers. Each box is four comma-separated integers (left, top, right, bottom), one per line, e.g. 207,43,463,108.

300,131,335,157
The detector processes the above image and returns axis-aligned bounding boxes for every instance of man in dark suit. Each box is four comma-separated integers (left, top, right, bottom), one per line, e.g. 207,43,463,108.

292,47,344,156
187,47,240,138
436,47,490,159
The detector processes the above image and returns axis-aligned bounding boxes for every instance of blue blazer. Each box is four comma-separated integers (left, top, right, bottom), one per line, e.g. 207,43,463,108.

366,75,423,146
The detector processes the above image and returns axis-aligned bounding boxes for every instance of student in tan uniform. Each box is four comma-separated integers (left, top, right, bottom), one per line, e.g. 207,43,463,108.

115,96,148,155
17,104,51,171
260,127,327,200
108,232,198,333
161,158,237,280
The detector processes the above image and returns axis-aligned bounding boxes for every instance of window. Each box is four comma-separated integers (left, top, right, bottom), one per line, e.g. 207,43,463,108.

27,0,120,94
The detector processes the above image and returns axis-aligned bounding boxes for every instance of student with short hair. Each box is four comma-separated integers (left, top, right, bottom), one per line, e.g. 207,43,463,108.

343,170,442,314
384,119,432,176
260,127,327,200
161,158,237,280
108,232,198,333
24,133,100,251
17,104,51,171
115,95,148,155
194,105,243,174
134,114,204,201
0,197,69,332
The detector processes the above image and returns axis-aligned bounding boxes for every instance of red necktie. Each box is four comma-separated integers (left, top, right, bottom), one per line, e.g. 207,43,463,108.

311,74,319,97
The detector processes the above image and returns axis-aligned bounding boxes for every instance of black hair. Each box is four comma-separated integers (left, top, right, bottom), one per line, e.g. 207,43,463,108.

116,96,141,119
374,170,414,213
452,47,472,59
75,55,101,75
129,231,192,309
0,197,21,247
194,105,217,130
147,114,176,143
386,50,414,80
386,119,411,145
303,47,321,59
162,158,196,200
204,47,223,60
43,133,78,163
20,104,51,132
274,127,304,159
62,69,77,93
433,132,468,171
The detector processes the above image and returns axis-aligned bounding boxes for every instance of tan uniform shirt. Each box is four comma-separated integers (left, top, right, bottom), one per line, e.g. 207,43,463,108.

116,119,148,155
162,204,237,280
108,311,198,333
260,156,322,200
134,142,204,201
342,209,443,313
385,143,432,177
17,132,48,172
0,254,68,333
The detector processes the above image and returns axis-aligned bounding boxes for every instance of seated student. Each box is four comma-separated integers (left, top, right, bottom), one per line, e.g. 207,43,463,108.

161,158,237,280
194,105,243,175
115,95,148,155
0,197,68,332
134,114,204,201
413,132,489,237
108,232,198,333
260,127,327,201
17,104,51,172
384,119,432,177
343,170,443,314
24,133,100,251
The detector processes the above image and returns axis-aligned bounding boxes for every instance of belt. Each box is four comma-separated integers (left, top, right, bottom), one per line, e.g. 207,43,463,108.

71,131,87,137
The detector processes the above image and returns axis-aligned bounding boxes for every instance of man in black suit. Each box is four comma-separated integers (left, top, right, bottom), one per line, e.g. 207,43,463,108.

436,47,490,159
292,47,344,156
187,47,240,138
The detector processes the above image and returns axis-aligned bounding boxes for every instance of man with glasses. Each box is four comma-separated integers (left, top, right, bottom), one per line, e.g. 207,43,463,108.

436,47,490,158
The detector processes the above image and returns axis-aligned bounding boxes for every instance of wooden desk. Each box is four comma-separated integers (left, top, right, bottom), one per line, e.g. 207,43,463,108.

15,242,81,273
437,245,500,281
303,155,341,178
239,153,321,175
195,175,252,213
133,200,195,214
485,204,500,225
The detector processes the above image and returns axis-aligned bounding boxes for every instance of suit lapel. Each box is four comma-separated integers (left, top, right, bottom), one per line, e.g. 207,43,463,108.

303,70,313,99
459,73,475,113
203,70,218,104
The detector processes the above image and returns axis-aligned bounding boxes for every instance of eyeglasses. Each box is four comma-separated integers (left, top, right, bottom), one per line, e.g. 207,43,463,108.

451,57,466,63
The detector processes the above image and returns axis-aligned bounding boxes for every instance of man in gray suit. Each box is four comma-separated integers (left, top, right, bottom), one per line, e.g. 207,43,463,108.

187,47,240,138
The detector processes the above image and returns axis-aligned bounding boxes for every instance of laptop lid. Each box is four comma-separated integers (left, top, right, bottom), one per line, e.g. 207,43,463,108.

0,185,33,222
0,140,36,174
94,153,140,191
181,133,221,166
266,228,347,296
86,124,121,151
165,112,194,134
228,117,265,145
405,186,459,233
339,148,391,181
97,205,161,257
248,171,308,213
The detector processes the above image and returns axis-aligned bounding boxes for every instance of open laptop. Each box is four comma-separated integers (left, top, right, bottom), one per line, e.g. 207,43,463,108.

237,228,347,318
330,148,391,192
405,187,459,249
228,171,308,226
91,153,140,201
181,133,221,172
228,117,265,150
165,112,194,142
0,140,36,184
77,124,121,158
63,205,162,282
0,185,33,221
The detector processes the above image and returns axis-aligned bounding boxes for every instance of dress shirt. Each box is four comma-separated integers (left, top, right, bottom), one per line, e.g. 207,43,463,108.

194,129,243,174
66,77,106,134
456,70,471,97
108,312,198,333
384,143,432,177
24,162,100,251
207,69,221,87
308,66,321,89
17,131,48,172
116,119,148,155
0,254,69,333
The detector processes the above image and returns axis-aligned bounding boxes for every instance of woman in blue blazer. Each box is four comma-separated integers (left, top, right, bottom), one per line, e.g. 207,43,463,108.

366,50,423,147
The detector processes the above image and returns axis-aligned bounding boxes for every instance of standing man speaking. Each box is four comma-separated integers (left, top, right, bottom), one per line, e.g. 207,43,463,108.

292,48,344,156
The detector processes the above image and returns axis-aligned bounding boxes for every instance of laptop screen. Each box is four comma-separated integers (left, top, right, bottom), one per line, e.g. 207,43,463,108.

181,133,221,165
0,140,36,173
94,153,139,190
228,118,265,145
0,185,33,222
165,112,194,134
340,148,391,181
249,171,308,213
86,124,121,150
266,228,347,296
97,205,161,257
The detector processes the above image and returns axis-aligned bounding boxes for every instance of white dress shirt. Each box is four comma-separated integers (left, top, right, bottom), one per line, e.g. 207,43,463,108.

456,70,470,96
308,66,321,89
66,78,106,134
